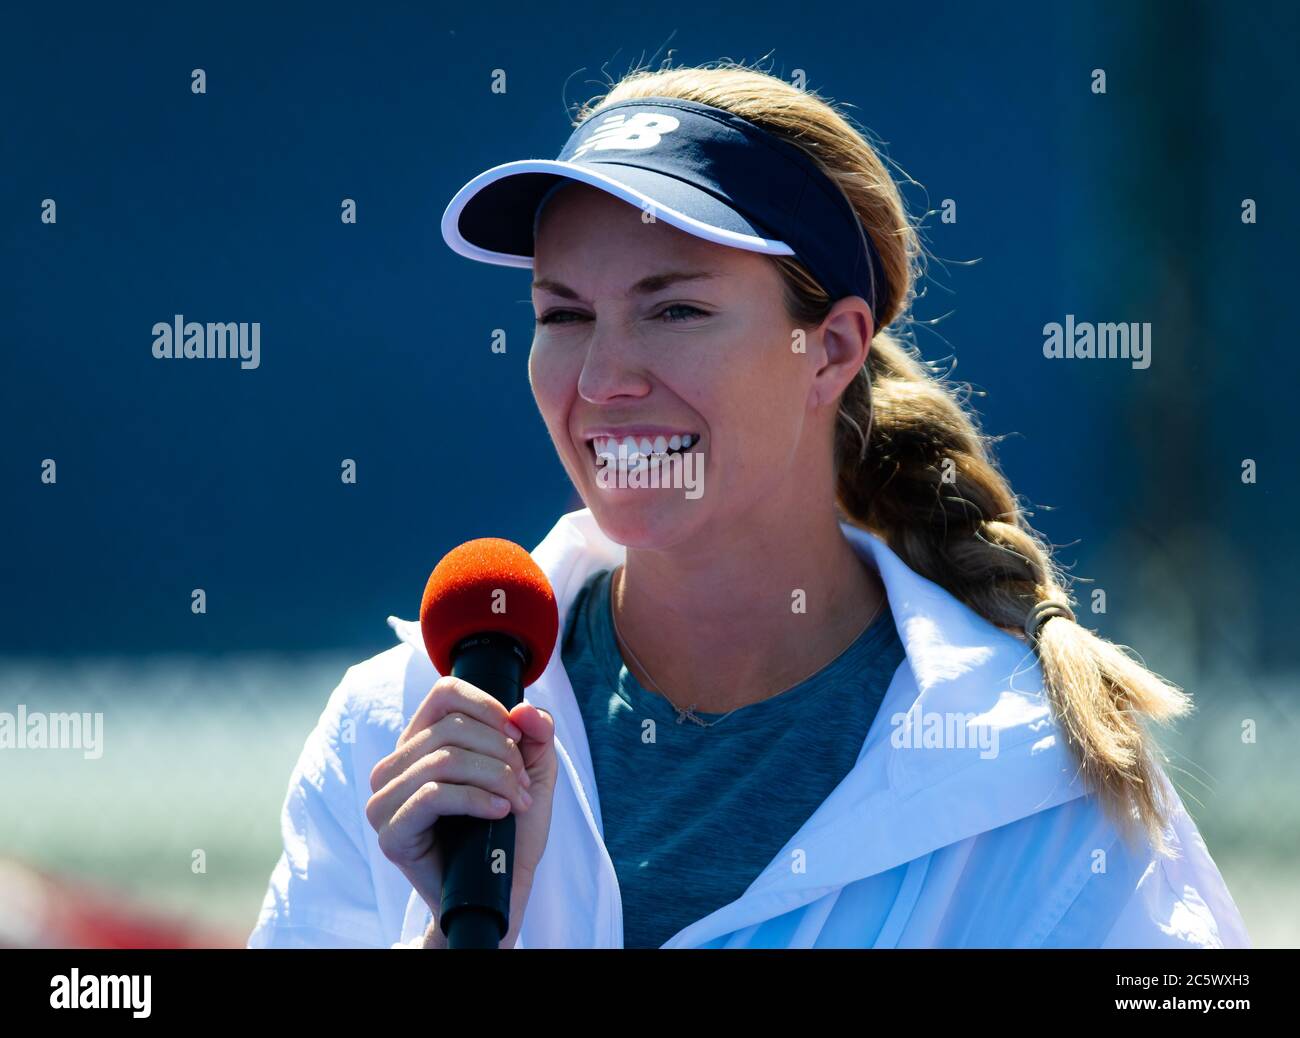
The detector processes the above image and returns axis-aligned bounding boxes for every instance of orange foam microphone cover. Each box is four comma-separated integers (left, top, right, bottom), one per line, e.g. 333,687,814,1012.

419,538,559,688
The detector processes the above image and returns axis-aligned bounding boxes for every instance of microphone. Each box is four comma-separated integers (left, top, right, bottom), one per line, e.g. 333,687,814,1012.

419,538,559,949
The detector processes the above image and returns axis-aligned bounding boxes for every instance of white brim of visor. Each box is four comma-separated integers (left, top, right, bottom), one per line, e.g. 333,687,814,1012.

441,158,797,268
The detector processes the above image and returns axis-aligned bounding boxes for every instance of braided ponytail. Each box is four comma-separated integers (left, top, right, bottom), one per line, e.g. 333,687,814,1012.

591,61,1193,854
834,329,1191,853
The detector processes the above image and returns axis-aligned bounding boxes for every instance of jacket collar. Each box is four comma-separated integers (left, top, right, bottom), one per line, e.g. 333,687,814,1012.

387,508,1090,947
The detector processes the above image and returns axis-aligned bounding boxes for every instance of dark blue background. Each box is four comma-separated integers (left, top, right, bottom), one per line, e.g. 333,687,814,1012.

3,1,1296,670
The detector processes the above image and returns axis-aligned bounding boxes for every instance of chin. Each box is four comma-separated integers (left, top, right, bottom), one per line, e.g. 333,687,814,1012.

582,491,707,551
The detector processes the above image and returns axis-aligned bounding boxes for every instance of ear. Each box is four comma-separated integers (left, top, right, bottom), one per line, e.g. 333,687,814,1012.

808,297,874,409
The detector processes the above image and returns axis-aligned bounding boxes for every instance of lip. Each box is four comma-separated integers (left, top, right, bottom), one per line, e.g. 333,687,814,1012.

579,427,700,442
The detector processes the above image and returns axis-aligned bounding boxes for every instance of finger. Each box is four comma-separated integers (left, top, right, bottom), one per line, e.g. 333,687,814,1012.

369,746,529,826
372,713,526,793
400,675,520,747
508,703,555,769
379,780,513,859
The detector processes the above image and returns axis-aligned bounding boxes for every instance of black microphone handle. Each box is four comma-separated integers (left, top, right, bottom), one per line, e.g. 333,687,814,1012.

434,631,528,949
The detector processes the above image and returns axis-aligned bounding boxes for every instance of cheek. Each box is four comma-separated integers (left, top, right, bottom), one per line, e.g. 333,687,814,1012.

726,340,807,422
716,351,810,472
528,338,575,434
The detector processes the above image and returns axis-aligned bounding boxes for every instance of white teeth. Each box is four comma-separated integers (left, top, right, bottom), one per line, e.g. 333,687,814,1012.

590,433,699,461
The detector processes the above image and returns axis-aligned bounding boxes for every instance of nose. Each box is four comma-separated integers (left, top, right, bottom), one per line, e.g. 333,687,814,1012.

576,323,653,404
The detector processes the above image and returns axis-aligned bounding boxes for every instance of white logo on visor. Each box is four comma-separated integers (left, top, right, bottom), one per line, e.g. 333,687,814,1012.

570,112,681,158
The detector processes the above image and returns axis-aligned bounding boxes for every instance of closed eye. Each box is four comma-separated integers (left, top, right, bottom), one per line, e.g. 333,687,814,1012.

535,304,710,326
534,310,584,326
657,304,709,323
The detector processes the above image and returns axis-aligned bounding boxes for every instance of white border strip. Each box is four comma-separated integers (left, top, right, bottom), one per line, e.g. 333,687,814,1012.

440,159,796,268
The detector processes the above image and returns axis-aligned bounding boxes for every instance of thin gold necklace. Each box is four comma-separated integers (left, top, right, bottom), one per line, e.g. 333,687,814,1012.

609,564,886,728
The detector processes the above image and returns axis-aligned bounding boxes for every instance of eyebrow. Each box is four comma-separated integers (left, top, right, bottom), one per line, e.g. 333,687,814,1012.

531,270,724,300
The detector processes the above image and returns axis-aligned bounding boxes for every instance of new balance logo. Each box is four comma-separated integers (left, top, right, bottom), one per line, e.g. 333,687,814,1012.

571,112,681,158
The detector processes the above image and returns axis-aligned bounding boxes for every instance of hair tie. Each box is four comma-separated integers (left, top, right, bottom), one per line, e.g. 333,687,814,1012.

1024,598,1075,646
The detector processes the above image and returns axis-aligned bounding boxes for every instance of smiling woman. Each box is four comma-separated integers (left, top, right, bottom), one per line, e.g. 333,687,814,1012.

248,60,1250,950
529,189,837,564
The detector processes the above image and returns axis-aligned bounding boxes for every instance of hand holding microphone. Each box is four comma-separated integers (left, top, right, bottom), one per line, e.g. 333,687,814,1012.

365,539,560,948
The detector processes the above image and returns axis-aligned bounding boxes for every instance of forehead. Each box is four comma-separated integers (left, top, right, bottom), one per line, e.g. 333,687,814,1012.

532,181,770,282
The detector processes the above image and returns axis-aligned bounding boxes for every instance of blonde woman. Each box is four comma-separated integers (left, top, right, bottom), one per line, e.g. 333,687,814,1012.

248,64,1249,949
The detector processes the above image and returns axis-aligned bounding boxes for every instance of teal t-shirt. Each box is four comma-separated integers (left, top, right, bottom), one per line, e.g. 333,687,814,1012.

560,566,907,949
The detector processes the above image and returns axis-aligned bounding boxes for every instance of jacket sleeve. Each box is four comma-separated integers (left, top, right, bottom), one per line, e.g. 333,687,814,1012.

1042,778,1251,949
1097,860,1248,948
1097,803,1251,949
246,669,392,949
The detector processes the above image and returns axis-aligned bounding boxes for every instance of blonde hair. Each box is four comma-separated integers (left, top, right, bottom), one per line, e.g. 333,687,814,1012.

574,60,1193,854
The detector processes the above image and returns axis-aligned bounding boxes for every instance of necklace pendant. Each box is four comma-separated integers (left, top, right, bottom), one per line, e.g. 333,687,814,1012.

674,707,689,724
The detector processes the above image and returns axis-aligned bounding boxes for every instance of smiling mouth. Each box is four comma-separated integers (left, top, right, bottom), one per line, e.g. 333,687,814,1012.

586,434,700,464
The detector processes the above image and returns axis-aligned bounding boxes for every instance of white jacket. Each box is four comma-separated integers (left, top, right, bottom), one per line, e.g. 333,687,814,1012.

247,508,1250,948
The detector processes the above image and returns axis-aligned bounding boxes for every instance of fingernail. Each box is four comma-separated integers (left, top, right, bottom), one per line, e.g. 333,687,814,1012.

491,795,510,811
521,789,533,807
505,722,523,741
520,769,532,788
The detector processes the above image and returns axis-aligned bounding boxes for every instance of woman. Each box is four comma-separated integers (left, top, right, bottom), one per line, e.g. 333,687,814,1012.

247,64,1249,948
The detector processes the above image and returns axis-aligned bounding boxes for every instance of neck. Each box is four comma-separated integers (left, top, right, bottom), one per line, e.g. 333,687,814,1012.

612,506,886,715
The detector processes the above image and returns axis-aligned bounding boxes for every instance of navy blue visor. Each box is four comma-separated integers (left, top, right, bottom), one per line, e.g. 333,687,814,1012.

441,95,890,319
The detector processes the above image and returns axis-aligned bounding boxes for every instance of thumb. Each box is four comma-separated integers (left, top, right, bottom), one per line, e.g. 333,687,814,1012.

509,702,554,743
508,703,555,765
